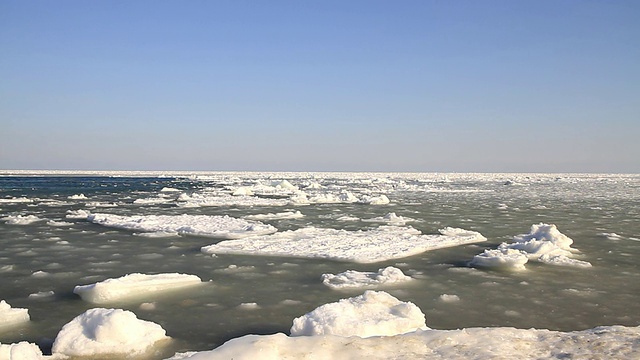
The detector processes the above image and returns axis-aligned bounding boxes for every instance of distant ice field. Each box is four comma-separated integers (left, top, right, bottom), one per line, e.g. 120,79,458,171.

0,172,639,358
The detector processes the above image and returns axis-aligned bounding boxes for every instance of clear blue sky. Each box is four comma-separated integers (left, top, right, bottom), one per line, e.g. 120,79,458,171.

1,1,639,172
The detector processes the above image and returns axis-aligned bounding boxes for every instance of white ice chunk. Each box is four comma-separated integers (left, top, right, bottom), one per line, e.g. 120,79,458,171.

359,194,390,205
177,193,289,207
201,226,486,263
160,187,182,192
167,325,640,360
538,254,593,268
47,220,73,227
68,194,87,200
508,223,575,257
231,187,254,196
244,211,304,221
439,294,460,302
87,213,277,239
321,266,413,289
470,248,529,270
0,197,33,204
73,273,203,304
471,224,592,270
290,291,427,337
65,209,91,219
2,215,43,225
0,300,30,329
0,342,43,360
51,308,168,357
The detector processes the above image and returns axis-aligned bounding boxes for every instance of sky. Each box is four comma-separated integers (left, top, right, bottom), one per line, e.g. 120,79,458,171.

1,1,639,173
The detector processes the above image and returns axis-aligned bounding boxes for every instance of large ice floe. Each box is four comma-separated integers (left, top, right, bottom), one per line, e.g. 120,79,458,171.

321,266,413,289
73,273,204,304
202,226,486,263
168,291,640,360
52,308,168,357
290,290,427,337
0,300,29,329
470,223,592,270
87,213,277,239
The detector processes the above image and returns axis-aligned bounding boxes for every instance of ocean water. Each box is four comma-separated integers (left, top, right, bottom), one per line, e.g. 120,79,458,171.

1,171,639,358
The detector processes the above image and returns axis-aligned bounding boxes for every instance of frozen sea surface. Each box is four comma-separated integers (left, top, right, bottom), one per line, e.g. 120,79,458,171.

0,171,639,358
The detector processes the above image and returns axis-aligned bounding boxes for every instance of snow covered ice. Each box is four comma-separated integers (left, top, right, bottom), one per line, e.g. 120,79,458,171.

290,290,427,337
52,308,169,357
169,290,640,360
87,213,278,239
321,266,413,289
73,273,204,304
168,325,640,360
0,301,29,329
470,223,592,270
202,226,486,263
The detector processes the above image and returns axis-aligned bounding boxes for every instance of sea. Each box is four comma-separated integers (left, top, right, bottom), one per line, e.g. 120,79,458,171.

1,171,639,358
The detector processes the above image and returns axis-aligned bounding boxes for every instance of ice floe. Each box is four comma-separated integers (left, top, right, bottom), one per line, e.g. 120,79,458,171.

202,226,486,263
67,194,87,200
290,291,427,337
168,291,640,359
0,341,43,359
51,308,168,357
73,273,204,304
176,193,290,208
87,213,278,239
244,211,304,221
471,224,592,270
470,248,530,271
2,215,43,225
0,197,33,204
321,266,413,289
168,326,640,359
0,300,30,329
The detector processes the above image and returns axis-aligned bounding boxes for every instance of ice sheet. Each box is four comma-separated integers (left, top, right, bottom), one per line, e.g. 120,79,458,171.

87,213,277,239
202,226,486,263
74,273,204,304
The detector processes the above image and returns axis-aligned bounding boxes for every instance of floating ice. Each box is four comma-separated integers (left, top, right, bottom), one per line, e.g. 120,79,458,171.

0,342,43,359
87,213,278,239
244,211,304,221
51,308,168,357
73,273,203,304
290,291,427,337
168,325,640,360
176,193,289,207
160,187,182,192
470,248,529,270
359,194,390,205
321,266,413,289
2,215,43,225
0,300,30,328
68,194,87,200
439,294,461,302
202,226,486,263
471,224,591,269
28,291,55,299
0,197,32,204
598,232,624,240
46,220,73,227
65,209,91,219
